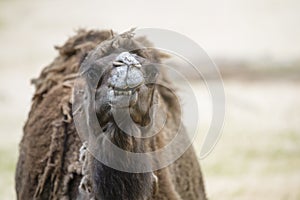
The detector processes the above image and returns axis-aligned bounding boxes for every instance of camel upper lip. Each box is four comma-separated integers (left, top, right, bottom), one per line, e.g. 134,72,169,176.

112,87,134,92
110,84,141,92
108,62,144,91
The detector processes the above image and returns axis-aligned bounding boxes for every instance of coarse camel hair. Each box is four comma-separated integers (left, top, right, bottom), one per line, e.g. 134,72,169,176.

15,29,207,200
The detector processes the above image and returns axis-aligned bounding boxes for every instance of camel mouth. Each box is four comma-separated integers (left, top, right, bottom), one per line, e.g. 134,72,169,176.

112,86,139,96
114,89,133,96
107,86,139,108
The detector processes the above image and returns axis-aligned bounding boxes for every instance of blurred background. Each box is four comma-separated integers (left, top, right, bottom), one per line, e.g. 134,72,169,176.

0,0,300,199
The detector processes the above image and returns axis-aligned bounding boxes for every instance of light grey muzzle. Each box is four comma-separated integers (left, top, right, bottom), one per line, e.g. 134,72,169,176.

107,52,144,107
108,52,144,92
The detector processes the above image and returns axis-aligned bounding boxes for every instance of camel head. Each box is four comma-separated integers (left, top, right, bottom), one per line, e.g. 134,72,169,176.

95,50,159,132
74,31,167,200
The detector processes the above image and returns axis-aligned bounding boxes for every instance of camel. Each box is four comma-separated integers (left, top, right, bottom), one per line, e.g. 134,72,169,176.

15,29,207,200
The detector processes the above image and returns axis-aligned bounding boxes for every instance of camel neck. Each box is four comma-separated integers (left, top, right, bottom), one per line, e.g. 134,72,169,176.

91,123,154,200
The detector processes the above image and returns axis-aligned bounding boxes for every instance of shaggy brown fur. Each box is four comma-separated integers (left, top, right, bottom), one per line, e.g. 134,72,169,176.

15,29,207,200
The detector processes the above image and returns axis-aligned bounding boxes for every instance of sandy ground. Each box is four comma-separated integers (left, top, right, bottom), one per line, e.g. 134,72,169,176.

0,0,300,199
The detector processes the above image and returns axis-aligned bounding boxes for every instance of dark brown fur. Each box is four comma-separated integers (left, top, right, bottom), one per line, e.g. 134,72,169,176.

15,29,207,200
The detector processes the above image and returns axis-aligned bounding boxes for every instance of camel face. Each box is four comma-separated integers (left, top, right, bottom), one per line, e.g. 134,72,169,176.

95,51,159,127
107,52,144,108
